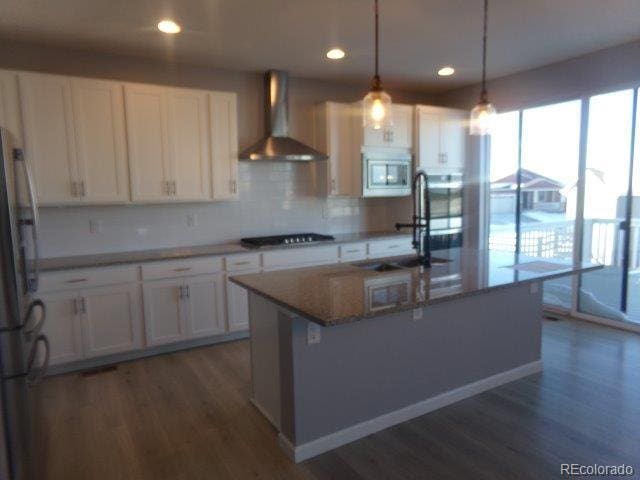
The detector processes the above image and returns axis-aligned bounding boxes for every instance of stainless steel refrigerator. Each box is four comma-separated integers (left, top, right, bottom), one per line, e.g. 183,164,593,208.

0,128,48,480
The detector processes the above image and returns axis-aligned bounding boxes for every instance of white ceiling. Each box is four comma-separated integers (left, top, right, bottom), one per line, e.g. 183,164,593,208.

1,0,640,92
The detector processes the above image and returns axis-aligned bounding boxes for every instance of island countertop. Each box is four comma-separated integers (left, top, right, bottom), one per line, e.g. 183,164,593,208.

230,248,602,326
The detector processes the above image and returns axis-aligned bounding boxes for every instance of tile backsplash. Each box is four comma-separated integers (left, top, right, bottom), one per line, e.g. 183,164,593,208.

39,162,411,258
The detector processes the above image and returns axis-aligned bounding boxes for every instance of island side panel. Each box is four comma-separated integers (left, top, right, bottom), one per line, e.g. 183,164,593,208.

287,282,543,446
248,292,282,429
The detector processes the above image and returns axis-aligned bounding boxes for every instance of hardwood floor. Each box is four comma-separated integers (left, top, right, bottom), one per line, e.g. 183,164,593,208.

34,318,640,480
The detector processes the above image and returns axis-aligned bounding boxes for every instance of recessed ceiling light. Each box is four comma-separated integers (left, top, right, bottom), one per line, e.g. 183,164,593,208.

157,19,181,34
326,48,346,60
438,66,455,76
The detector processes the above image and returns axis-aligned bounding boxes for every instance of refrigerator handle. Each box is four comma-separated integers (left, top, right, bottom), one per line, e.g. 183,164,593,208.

22,299,46,339
15,149,40,292
26,334,50,386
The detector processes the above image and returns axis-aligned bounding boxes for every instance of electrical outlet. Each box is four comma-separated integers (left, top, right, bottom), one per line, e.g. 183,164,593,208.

412,308,423,321
89,220,103,234
307,322,322,345
187,213,198,227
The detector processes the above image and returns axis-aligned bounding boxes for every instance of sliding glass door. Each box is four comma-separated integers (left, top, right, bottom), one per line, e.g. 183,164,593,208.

486,89,639,325
520,101,581,308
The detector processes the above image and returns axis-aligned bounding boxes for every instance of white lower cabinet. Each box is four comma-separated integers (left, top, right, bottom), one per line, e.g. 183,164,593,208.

226,270,258,332
81,284,143,358
40,291,83,366
41,283,142,365
142,279,186,346
184,274,226,338
143,274,226,346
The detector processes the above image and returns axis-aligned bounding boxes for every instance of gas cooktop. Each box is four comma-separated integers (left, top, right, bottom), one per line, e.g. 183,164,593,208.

241,233,335,248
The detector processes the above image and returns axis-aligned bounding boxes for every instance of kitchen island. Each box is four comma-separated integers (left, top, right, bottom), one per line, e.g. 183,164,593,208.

230,248,600,462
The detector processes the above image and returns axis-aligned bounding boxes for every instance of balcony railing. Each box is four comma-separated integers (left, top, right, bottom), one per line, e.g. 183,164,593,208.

489,218,640,269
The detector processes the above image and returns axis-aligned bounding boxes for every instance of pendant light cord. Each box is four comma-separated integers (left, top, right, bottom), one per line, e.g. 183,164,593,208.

481,0,488,101
373,0,381,90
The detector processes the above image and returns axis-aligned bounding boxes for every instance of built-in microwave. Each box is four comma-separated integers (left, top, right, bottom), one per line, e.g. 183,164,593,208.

362,151,412,197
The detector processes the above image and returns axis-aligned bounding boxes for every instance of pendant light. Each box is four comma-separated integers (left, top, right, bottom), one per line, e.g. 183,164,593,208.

363,0,392,130
470,0,497,135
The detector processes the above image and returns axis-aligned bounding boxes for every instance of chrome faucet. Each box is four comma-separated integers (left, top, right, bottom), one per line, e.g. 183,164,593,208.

395,171,431,267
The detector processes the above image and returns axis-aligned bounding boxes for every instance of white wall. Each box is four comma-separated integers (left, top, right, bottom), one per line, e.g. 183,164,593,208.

0,40,422,257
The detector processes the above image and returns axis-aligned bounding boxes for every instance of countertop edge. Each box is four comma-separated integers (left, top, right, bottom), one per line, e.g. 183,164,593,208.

229,263,603,327
38,231,413,272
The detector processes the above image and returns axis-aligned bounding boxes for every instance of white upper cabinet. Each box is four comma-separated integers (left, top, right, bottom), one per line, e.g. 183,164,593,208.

126,84,237,202
0,70,23,145
166,88,211,201
71,78,129,203
210,92,239,200
416,105,467,172
19,72,130,205
19,73,78,204
125,84,172,201
362,104,414,150
314,102,360,197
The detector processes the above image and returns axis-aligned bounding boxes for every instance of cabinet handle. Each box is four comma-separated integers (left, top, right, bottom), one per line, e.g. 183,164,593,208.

71,181,77,197
232,261,251,266
231,179,237,194
73,298,79,315
331,178,336,192
345,249,360,253
80,181,86,197
81,297,87,314
443,153,448,164
178,286,184,300
173,267,192,272
66,278,88,284
185,285,190,299
172,181,177,195
388,245,400,249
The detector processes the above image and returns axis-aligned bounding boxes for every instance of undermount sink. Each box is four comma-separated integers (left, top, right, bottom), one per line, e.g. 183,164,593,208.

354,256,450,272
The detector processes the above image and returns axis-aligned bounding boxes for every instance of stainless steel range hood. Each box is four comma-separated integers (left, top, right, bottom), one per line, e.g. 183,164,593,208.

239,70,328,162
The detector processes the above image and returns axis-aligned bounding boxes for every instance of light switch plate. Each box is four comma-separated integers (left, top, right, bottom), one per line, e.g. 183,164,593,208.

412,308,423,321
187,213,198,227
307,322,321,345
89,220,103,234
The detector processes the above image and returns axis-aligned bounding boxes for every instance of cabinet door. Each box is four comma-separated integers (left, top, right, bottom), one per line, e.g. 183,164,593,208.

417,108,442,171
440,111,466,171
125,84,171,201
326,102,359,197
166,88,211,201
40,291,83,365
184,274,226,338
142,279,186,346
210,92,239,200
388,105,413,149
19,73,78,204
226,270,258,332
80,284,143,358
71,79,129,203
0,70,23,145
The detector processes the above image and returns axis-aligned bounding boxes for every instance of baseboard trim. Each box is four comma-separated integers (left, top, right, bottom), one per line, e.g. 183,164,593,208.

47,331,249,376
278,360,543,463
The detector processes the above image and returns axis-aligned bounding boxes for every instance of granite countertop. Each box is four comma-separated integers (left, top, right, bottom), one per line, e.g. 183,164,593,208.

38,231,412,272
230,248,602,327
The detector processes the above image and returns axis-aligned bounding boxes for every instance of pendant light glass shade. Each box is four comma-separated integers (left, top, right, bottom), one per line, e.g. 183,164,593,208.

363,81,392,130
470,0,497,136
469,98,497,136
363,0,392,130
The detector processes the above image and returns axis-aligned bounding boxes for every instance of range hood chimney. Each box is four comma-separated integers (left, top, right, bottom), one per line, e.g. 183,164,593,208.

239,70,328,162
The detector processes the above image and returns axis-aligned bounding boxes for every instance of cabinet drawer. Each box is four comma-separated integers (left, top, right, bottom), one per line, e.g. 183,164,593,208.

339,243,368,262
262,245,339,270
40,265,139,292
141,257,223,280
368,238,414,258
225,253,261,272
